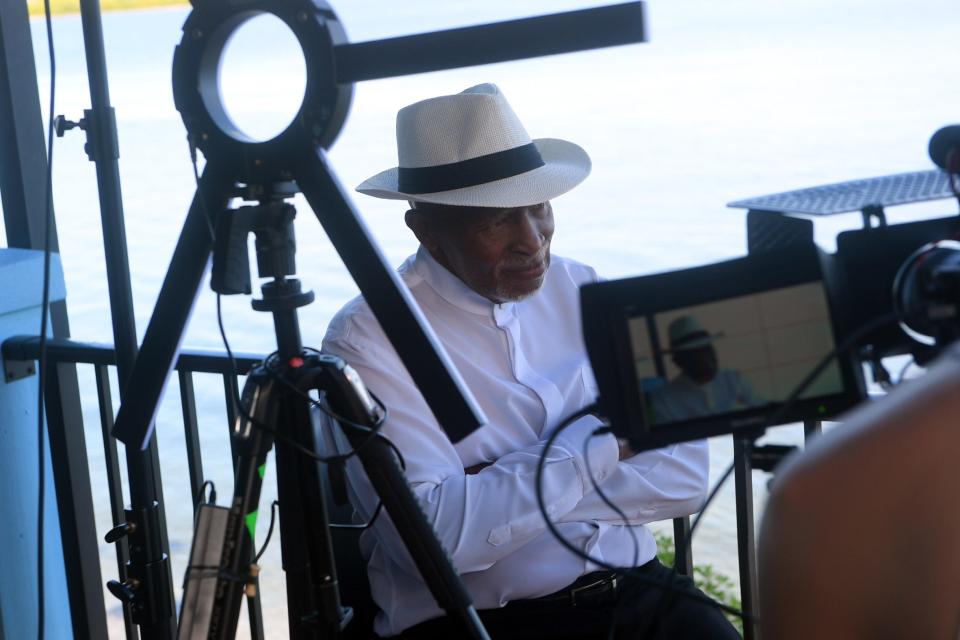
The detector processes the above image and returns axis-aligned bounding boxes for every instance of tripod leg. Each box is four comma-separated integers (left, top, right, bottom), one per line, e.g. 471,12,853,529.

112,162,234,449
315,356,490,640
179,368,276,640
274,380,350,638
352,437,489,640
185,356,351,639
293,149,485,443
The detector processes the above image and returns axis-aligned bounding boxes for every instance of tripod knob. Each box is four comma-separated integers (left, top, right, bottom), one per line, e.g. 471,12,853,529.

107,578,139,604
104,521,137,543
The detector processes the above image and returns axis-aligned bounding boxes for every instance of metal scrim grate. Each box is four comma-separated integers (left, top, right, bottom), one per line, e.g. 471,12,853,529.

727,170,955,216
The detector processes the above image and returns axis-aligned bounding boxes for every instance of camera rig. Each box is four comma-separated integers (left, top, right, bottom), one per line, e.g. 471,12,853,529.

582,157,960,450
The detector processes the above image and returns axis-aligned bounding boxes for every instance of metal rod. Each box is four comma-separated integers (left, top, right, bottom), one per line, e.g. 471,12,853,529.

78,0,137,381
2,336,262,373
224,372,242,465
672,516,693,576
178,371,205,512
734,435,759,640
803,419,822,441
75,0,179,632
334,2,646,82
95,364,138,640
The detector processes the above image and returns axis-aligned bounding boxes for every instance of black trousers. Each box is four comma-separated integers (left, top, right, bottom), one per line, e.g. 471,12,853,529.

395,559,741,639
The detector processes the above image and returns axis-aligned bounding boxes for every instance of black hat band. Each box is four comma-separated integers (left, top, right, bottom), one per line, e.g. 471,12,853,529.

398,143,544,194
671,330,711,349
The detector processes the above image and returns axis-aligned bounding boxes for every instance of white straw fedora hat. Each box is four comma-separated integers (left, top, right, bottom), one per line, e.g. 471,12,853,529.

356,83,591,208
666,316,724,353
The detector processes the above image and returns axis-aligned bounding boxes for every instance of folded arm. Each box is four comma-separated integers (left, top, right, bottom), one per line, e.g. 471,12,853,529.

323,326,620,575
558,439,710,525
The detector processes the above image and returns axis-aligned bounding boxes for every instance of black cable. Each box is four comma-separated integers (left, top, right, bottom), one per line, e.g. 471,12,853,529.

536,313,902,629
534,405,598,559
254,500,279,563
196,479,217,506
641,311,901,633
214,295,392,467
329,499,385,532
37,2,57,637
260,354,395,464
187,144,395,468
683,311,899,562
533,406,743,618
582,428,640,569
895,355,917,385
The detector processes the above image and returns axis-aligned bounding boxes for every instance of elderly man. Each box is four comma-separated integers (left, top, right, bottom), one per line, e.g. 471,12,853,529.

649,316,762,424
322,84,738,638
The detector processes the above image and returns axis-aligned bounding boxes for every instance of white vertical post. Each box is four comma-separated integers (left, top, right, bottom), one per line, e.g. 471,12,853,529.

0,248,73,638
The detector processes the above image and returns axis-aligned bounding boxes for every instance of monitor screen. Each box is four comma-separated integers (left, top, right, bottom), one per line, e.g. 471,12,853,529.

628,281,843,427
580,246,865,450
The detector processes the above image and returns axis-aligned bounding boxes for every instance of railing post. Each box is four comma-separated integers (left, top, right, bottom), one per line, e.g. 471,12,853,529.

734,435,760,640
179,371,205,511
672,516,693,576
804,419,822,441
45,361,112,638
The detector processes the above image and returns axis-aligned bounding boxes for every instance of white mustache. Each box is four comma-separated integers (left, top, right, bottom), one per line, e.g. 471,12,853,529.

503,253,548,271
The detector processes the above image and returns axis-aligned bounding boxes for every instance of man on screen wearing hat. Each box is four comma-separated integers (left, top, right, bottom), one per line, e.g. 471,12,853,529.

322,84,738,638
649,316,762,424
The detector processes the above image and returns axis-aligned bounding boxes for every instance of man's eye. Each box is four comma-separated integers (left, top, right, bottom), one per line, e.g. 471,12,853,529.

479,216,508,231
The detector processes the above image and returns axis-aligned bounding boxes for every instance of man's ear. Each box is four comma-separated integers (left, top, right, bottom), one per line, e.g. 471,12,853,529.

405,208,439,251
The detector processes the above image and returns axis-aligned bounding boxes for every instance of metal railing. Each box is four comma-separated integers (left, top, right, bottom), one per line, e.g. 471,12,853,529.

2,335,263,639
2,334,723,639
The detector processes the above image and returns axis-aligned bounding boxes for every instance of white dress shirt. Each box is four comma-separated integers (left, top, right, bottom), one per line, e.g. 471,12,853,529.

650,370,761,424
321,247,709,637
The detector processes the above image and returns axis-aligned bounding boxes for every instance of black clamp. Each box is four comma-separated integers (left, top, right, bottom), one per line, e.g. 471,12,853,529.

104,501,174,625
53,107,119,163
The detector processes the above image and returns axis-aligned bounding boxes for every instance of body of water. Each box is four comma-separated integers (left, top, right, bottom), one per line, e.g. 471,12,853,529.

8,0,960,636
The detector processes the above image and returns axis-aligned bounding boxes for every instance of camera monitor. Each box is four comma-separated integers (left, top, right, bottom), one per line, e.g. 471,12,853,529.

581,246,865,450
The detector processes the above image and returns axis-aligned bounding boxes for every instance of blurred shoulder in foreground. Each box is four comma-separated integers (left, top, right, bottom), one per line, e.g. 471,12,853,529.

759,345,960,639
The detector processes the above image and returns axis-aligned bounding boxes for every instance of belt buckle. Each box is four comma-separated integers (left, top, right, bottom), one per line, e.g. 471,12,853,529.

569,573,617,607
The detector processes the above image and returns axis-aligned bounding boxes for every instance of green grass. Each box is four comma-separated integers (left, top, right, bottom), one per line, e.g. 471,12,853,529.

27,0,187,17
655,531,744,635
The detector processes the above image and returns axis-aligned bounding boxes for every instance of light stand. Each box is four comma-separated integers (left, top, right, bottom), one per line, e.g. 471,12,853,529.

179,186,487,637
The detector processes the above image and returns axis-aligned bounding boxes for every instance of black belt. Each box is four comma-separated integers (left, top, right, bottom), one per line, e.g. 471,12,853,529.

518,570,622,608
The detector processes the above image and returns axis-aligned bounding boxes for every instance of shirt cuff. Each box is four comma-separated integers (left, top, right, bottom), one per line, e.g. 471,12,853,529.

553,414,619,495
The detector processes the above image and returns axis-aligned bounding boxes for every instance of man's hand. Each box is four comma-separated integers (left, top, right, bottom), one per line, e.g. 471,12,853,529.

464,461,492,475
617,438,636,461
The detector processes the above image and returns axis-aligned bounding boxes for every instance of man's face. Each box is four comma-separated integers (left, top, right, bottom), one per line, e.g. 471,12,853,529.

407,201,555,303
673,345,719,384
